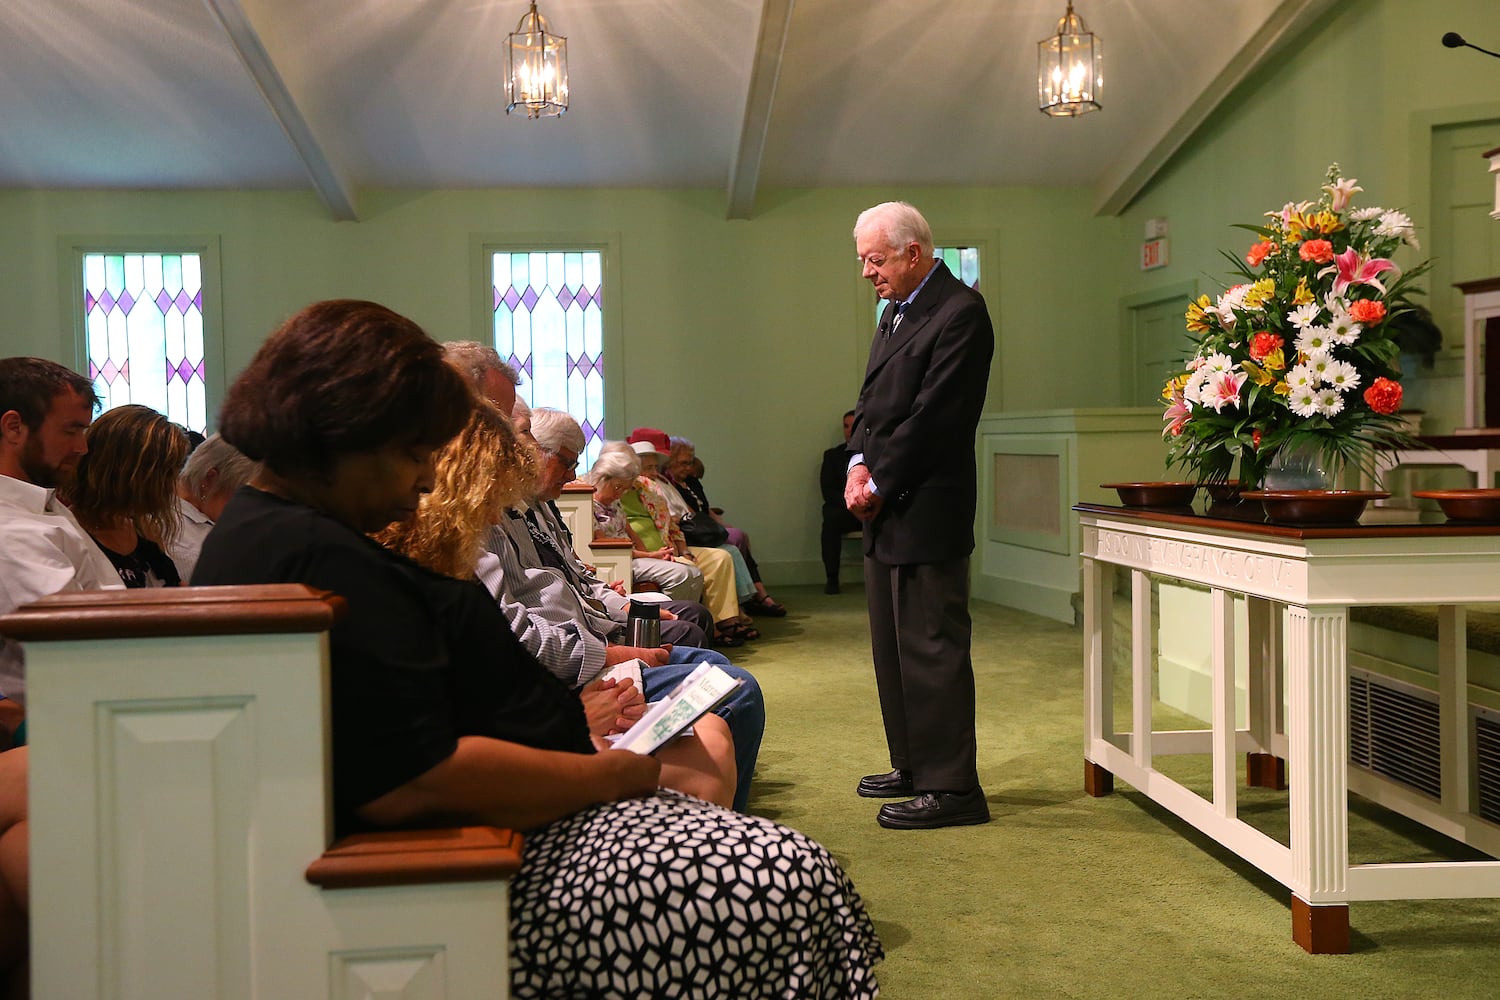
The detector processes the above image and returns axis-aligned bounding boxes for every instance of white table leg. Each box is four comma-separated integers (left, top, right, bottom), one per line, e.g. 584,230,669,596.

1438,604,1471,813
1131,569,1153,770
1245,597,1286,788
1083,557,1115,796
1285,603,1350,953
1211,588,1237,817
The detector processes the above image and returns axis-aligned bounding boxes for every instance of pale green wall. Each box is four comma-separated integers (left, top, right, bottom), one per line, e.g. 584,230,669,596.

10,0,1484,579
1112,0,1500,433
0,184,1116,580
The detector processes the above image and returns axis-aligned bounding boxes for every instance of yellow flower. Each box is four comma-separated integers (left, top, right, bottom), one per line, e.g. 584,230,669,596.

1161,372,1190,400
1185,294,1213,332
1292,276,1314,305
1242,359,1273,387
1308,209,1345,235
1260,347,1285,373
1243,278,1276,310
1272,379,1291,396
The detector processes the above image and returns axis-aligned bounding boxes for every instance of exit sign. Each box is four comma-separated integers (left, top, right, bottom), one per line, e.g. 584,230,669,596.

1140,238,1170,270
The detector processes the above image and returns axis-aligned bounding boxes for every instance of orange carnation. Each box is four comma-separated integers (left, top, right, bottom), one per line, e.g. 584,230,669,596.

1246,241,1278,267
1348,299,1386,325
1363,377,1402,415
1248,331,1284,361
1299,239,1335,264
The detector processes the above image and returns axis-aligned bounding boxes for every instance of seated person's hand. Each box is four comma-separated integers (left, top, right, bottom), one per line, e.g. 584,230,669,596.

607,580,627,596
579,677,648,736
604,644,671,669
644,546,674,560
659,608,676,621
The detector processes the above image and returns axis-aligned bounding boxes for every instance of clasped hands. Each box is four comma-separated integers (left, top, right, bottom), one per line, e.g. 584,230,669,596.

844,464,882,520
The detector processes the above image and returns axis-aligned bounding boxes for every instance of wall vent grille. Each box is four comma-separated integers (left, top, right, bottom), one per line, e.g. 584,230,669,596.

1349,669,1441,800
1474,707,1500,825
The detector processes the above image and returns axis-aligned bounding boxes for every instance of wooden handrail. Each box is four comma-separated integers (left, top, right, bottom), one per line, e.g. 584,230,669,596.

307,826,524,889
589,537,632,549
0,584,345,641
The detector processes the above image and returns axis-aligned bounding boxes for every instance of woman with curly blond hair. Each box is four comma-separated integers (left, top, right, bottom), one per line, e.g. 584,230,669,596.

65,404,188,588
374,397,540,579
377,401,737,808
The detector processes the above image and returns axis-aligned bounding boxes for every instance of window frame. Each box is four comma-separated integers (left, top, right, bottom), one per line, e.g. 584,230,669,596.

57,233,225,433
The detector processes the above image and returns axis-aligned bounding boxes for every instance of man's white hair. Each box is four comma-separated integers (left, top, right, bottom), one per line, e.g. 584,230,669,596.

442,341,521,391
853,201,934,257
530,407,586,455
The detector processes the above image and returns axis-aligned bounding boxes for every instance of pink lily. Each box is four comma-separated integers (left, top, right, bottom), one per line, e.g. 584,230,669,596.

1163,389,1190,437
1319,247,1399,297
1205,371,1247,413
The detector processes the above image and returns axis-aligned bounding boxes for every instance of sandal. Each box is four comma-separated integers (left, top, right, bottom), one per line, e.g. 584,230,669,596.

713,630,746,648
744,595,788,617
728,622,760,641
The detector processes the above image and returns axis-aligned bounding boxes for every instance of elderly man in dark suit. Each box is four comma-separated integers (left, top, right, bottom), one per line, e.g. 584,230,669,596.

844,201,994,830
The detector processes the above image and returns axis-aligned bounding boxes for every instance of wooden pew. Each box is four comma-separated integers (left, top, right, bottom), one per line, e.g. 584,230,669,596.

2,585,520,1000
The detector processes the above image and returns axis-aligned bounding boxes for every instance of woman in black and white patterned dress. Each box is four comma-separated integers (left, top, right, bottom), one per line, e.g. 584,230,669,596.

193,300,883,999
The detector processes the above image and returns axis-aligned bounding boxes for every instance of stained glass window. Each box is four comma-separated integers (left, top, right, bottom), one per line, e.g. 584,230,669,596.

490,250,605,469
82,252,207,432
873,245,982,325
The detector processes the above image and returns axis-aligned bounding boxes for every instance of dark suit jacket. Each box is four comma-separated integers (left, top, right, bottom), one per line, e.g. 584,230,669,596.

850,261,993,565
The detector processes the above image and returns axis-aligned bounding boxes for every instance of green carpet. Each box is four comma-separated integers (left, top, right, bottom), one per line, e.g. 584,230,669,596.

734,585,1500,999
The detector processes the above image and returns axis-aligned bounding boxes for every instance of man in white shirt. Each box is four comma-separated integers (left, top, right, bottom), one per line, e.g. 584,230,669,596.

0,357,124,703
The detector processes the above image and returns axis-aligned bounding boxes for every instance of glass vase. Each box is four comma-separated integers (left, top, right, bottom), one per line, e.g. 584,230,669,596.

1261,443,1333,491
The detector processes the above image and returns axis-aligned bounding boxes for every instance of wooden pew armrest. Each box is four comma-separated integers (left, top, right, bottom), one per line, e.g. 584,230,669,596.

307,825,523,890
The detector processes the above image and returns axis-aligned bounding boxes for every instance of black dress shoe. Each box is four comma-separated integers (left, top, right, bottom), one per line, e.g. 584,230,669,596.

857,769,914,798
824,580,840,594
876,788,990,829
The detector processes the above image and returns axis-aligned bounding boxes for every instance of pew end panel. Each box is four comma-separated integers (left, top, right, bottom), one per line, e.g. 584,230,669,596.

3,584,517,1000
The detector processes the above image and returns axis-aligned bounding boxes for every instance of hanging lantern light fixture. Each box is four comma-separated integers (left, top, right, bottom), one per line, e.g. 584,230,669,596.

506,1,568,119
1037,1,1101,118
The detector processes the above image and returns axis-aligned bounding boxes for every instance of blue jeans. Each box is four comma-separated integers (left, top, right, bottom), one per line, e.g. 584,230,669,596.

642,648,764,813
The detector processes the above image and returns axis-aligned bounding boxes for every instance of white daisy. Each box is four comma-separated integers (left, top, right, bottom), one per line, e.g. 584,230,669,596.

1350,206,1383,222
1375,210,1414,240
1183,369,1210,406
1284,364,1318,392
1315,387,1345,417
1200,352,1235,376
1323,359,1361,392
1326,309,1362,346
1305,353,1336,382
1287,303,1321,329
1295,326,1333,356
1289,386,1321,417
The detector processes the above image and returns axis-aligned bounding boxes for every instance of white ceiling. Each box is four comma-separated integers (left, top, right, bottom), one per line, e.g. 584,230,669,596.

0,0,1336,220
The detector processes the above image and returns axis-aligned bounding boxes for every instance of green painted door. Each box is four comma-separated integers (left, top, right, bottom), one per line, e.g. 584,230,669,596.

1430,119,1500,341
1130,295,1192,407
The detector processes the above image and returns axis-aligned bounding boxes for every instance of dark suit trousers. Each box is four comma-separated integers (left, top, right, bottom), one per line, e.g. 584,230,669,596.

865,554,978,791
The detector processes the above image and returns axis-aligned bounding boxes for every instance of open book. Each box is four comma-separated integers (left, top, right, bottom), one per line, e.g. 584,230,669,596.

610,661,742,756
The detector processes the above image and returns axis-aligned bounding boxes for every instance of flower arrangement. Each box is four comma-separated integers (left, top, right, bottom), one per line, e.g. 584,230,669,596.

1162,165,1429,488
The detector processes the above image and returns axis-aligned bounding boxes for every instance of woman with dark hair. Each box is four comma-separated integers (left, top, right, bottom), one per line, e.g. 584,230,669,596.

65,404,188,588
193,300,882,999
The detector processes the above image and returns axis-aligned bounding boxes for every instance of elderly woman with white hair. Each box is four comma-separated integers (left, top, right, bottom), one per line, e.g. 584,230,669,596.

168,434,258,582
584,442,705,601
586,442,751,647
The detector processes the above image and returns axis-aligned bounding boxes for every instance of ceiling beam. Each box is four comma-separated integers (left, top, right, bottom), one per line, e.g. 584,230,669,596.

1093,0,1339,217
199,0,359,221
726,0,796,220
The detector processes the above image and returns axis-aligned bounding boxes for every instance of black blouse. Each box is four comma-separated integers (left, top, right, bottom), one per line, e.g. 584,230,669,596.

194,486,592,834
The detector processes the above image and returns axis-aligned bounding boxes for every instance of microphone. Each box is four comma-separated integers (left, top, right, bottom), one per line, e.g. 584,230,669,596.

1443,31,1500,59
